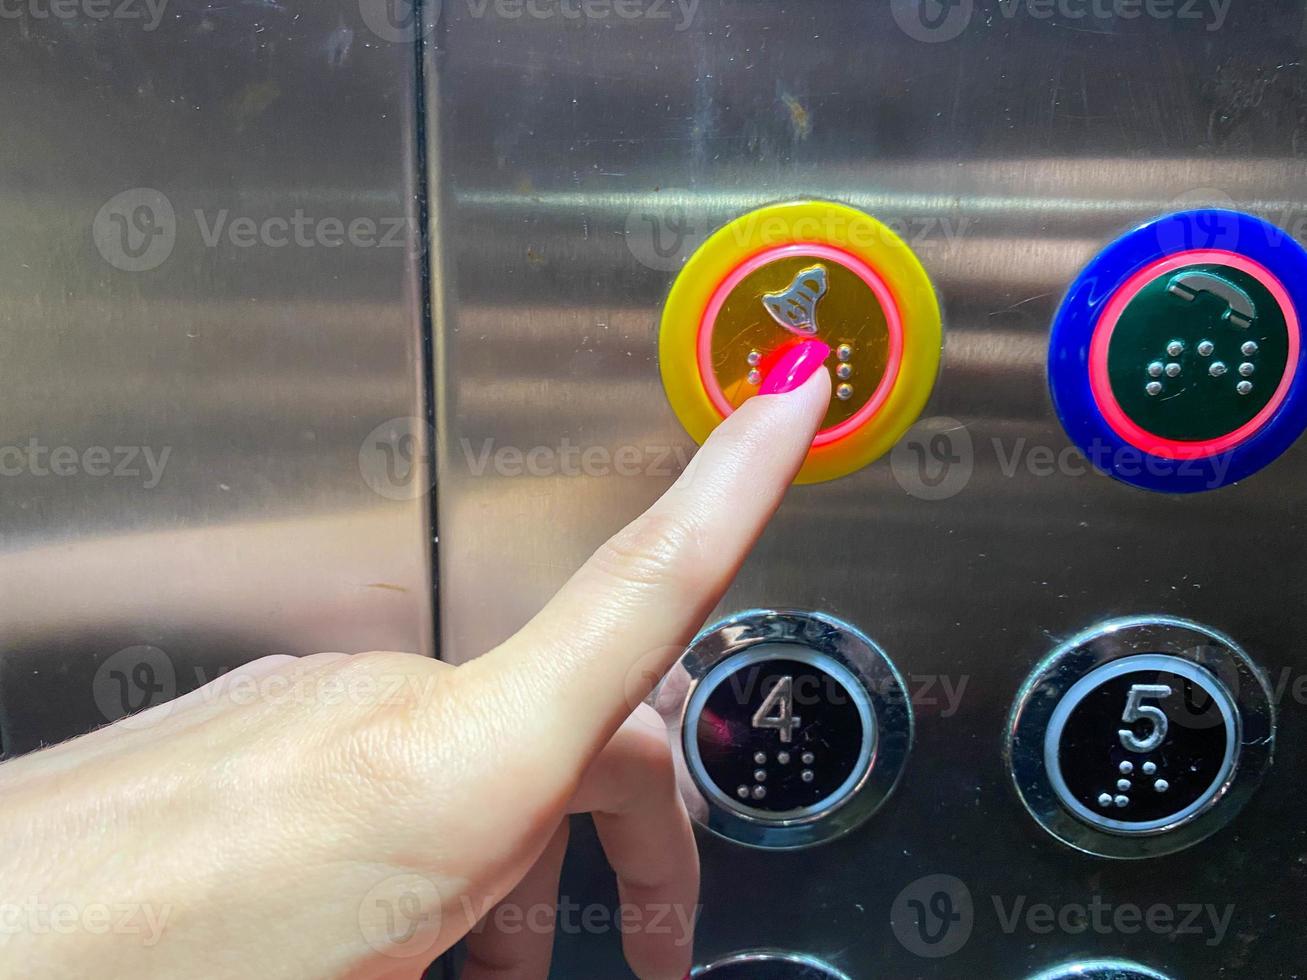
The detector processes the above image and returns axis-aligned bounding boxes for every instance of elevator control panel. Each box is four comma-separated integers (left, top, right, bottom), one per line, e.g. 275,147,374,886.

657,609,911,849
1006,617,1275,859
659,201,942,483
692,950,851,979
1049,209,1307,492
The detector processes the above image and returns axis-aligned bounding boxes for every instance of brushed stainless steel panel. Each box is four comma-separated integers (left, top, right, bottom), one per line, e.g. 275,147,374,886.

0,1,433,753
429,2,1307,976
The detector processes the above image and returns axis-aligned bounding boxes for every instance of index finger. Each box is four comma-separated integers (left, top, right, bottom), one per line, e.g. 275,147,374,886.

475,346,832,764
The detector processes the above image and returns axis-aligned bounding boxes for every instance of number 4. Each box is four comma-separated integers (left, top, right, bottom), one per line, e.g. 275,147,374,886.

1119,684,1173,753
753,676,801,743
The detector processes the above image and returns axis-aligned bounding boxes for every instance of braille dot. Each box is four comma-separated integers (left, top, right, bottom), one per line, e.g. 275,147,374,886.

1154,779,1170,793
1114,795,1130,808
1146,381,1163,396
1167,340,1185,357
736,785,749,799
1239,362,1255,377
747,369,762,385
800,770,815,783
1209,361,1228,378
1119,761,1134,775
836,363,852,380
1198,340,1215,357
802,752,815,765
1142,762,1156,775
1242,341,1259,357
1148,361,1164,378
1097,793,1114,807
753,769,767,782
747,350,762,367
754,752,767,765
836,344,853,362
777,751,791,765
752,786,766,800
1237,381,1254,395
836,383,854,401
1166,363,1182,378
1117,779,1131,792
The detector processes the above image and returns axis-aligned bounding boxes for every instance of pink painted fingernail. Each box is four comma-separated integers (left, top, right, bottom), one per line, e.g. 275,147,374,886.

759,339,831,395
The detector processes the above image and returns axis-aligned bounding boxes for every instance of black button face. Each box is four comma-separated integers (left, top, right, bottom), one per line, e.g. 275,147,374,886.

694,952,847,979
1046,654,1237,834
685,645,874,821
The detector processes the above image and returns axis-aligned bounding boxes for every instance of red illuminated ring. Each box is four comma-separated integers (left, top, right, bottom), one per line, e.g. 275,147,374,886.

696,242,905,449
1088,249,1301,460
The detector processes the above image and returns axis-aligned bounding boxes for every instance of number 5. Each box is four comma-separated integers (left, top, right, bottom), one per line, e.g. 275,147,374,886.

1119,684,1173,753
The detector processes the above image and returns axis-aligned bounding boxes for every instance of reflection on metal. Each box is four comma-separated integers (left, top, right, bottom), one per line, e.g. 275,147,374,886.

424,2,1307,975
1026,960,1173,980
0,1,432,752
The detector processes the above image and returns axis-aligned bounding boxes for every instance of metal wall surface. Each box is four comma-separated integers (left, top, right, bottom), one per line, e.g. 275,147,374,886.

429,2,1307,977
0,2,433,753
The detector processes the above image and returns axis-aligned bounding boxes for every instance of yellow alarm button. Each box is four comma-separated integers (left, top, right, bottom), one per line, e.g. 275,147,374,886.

659,201,942,484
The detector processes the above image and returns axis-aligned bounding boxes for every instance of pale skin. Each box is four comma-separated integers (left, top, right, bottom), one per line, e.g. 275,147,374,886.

0,369,831,980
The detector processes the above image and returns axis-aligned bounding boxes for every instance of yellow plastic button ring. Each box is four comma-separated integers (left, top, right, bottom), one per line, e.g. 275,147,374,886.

659,201,942,484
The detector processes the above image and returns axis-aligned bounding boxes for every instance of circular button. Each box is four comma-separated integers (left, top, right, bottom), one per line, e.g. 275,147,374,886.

692,950,850,979
657,609,912,849
1049,209,1307,492
660,201,942,484
685,646,875,822
1006,616,1274,859
1027,960,1173,980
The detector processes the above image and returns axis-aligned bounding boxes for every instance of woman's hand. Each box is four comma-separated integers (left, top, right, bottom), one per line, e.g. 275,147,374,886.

0,352,831,980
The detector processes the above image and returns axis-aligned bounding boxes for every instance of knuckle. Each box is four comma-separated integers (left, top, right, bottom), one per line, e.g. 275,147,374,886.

590,508,704,592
